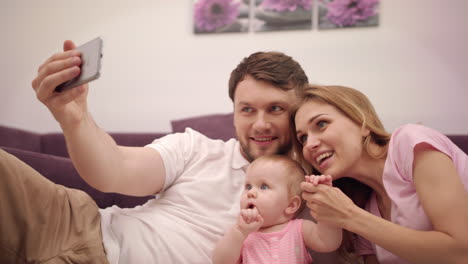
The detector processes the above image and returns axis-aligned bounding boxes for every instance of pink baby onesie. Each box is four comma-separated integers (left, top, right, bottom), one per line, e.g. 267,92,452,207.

241,219,313,264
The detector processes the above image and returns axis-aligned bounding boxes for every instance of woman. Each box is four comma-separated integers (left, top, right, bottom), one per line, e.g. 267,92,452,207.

291,84,468,264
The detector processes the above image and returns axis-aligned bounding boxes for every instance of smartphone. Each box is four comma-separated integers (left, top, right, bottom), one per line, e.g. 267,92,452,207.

55,37,103,92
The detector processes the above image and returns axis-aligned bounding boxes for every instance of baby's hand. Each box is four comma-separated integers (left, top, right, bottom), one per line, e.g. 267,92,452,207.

237,207,264,236
305,174,333,186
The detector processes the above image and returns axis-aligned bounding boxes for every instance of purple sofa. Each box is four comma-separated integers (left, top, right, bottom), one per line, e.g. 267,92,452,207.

2,112,467,209
0,113,236,209
1,114,467,263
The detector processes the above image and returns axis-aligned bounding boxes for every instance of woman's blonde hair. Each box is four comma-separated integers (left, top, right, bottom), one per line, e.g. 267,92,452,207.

290,84,390,161
289,84,391,262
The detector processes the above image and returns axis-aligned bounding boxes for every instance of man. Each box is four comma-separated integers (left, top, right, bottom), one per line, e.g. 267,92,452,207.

0,40,308,263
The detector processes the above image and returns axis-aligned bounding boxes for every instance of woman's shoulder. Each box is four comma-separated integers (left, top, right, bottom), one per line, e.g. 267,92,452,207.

387,124,442,169
390,124,447,148
388,124,462,164
392,123,440,138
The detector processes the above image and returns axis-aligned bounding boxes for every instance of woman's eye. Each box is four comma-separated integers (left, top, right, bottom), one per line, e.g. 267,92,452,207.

245,184,252,190
317,120,328,128
260,184,269,190
298,135,308,145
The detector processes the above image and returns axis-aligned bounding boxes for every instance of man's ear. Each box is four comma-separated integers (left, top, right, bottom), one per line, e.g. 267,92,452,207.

285,195,302,215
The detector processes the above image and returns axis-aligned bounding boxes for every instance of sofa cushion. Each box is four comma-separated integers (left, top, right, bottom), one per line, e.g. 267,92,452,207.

171,113,236,141
0,125,42,153
40,132,169,158
111,132,168,147
448,135,468,154
41,133,68,157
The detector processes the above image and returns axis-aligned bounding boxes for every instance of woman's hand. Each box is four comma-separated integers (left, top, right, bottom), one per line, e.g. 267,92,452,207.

31,40,89,130
301,178,357,228
305,174,333,186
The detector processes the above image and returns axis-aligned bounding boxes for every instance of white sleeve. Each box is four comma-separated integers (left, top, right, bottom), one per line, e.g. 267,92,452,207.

145,128,199,191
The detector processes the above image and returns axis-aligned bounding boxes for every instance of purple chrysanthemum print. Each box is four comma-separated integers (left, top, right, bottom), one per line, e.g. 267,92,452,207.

325,0,378,26
260,0,313,12
194,0,240,32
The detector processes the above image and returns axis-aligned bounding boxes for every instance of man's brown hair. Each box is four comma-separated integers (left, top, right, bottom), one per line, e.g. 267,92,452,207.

228,51,308,101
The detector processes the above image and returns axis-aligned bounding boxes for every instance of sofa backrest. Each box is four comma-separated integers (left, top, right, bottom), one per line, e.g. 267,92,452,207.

0,125,42,152
2,118,467,157
171,112,236,141
448,135,468,155
41,132,169,158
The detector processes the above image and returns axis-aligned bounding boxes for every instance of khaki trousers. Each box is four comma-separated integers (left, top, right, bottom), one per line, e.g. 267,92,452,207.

0,149,109,264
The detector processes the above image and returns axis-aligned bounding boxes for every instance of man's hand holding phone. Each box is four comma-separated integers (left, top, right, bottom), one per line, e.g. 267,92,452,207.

55,37,102,93
32,38,102,130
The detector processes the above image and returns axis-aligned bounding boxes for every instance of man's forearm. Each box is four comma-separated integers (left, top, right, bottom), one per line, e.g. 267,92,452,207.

61,113,125,192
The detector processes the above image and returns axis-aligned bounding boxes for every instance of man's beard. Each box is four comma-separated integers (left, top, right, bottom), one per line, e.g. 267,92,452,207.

240,140,292,162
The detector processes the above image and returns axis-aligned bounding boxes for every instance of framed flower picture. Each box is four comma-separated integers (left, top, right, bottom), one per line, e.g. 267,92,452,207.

193,0,249,34
318,0,379,29
252,0,313,32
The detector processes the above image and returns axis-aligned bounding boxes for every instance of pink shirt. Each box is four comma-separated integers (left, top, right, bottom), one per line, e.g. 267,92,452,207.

241,219,313,264
356,124,468,263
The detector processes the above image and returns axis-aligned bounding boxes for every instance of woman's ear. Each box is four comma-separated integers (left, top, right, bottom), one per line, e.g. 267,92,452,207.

285,195,302,215
361,125,370,137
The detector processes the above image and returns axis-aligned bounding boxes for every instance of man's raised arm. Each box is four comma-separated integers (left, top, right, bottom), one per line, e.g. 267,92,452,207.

31,40,165,196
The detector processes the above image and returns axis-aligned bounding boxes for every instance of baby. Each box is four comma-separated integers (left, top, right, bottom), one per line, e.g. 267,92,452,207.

212,154,342,264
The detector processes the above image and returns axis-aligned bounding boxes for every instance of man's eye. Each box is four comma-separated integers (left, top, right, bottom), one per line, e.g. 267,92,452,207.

317,120,328,128
260,184,269,190
245,184,252,190
298,134,307,145
242,107,253,113
270,106,283,112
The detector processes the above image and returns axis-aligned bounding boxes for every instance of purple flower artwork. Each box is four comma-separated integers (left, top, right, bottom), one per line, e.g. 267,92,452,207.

260,0,313,12
253,0,313,32
194,0,248,34
318,0,379,29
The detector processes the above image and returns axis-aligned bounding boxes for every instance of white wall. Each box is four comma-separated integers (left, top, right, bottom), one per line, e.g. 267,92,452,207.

1,0,467,134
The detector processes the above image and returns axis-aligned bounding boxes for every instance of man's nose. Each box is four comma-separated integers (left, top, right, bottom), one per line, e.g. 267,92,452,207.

252,113,271,131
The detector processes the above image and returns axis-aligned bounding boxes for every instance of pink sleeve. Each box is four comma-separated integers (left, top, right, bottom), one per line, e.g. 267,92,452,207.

389,124,456,182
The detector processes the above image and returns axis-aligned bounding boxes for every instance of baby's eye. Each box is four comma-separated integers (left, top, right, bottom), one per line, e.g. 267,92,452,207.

298,134,307,145
317,120,328,128
260,184,269,190
245,184,252,190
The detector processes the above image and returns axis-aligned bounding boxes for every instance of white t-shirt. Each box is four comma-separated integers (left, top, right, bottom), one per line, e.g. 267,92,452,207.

99,128,249,264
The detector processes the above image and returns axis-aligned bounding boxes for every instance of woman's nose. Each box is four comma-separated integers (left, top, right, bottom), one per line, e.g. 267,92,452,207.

304,135,320,150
